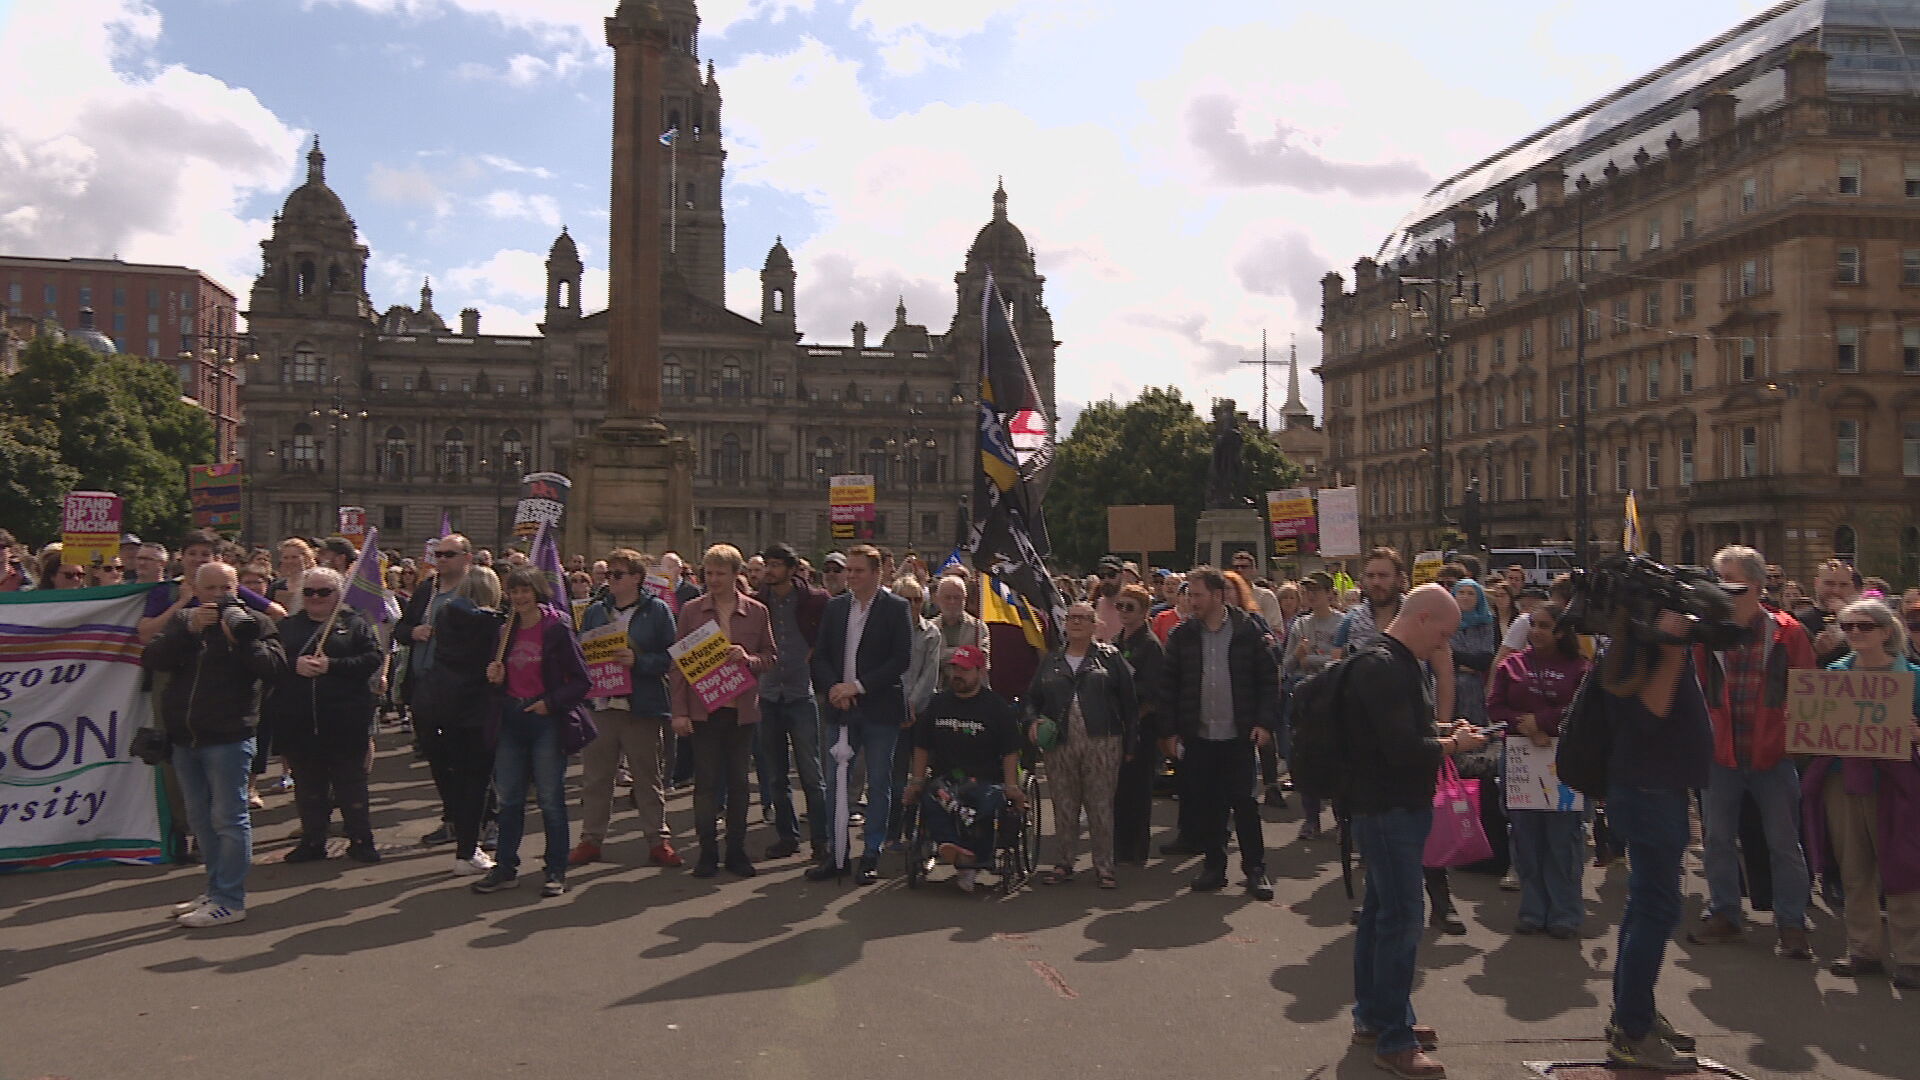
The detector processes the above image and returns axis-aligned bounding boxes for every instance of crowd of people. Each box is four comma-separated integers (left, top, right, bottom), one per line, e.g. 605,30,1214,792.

6,522,1919,1079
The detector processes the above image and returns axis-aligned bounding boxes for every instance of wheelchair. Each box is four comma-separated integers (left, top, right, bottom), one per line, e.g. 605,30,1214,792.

901,771,1041,895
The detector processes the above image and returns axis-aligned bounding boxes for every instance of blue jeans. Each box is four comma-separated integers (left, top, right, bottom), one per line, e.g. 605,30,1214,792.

1606,785,1690,1040
759,695,827,847
173,737,255,909
1703,759,1809,928
1351,807,1432,1054
1510,810,1586,932
822,720,900,861
492,702,569,880
920,780,1006,866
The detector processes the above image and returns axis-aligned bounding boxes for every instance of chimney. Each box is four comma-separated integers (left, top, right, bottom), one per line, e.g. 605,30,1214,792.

1532,165,1567,207
1696,91,1737,139
1449,205,1479,241
459,307,480,336
851,320,867,349
1353,257,1378,288
1784,46,1829,101
1321,271,1346,304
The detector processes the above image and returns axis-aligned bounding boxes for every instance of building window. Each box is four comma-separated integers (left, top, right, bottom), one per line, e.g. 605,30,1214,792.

1586,449,1599,495
1646,443,1661,489
1492,273,1505,303
1615,364,1630,406
1491,393,1505,430
291,423,317,469
383,505,404,532
1558,455,1572,498
768,450,786,479
1740,425,1759,478
1646,216,1662,250
1519,458,1533,499
441,428,468,477
1739,338,1759,381
1677,282,1695,319
1585,309,1602,343
1519,385,1534,423
1585,372,1599,413
1680,349,1696,392
1644,290,1662,326
1612,299,1630,334
1491,336,1506,366
1465,343,1479,375
436,379,448,393
1520,260,1534,293
1905,328,1920,374
1680,202,1696,239
1738,257,1760,297
1740,177,1757,212
1646,358,1662,401
1557,378,1571,418
714,434,744,481
1616,227,1631,263
1615,446,1630,491
1835,525,1858,565
1557,315,1574,350
1907,163,1920,199
402,376,414,391
1836,419,1861,476
382,426,410,479
771,375,786,398
1837,328,1860,373
1838,245,1863,284
1680,438,1695,486
1838,158,1862,196
288,345,320,383
1904,422,1920,476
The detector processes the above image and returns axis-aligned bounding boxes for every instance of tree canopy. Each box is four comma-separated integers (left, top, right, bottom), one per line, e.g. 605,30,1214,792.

1045,387,1301,571
1,335,216,544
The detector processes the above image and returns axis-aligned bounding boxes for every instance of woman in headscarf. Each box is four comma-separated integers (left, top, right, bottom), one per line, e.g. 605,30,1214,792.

1450,578,1497,727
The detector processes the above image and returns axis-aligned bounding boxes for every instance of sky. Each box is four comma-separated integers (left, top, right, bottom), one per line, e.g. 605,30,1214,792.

0,0,1780,433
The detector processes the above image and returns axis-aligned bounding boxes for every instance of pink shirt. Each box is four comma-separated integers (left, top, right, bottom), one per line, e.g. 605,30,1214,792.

504,622,545,700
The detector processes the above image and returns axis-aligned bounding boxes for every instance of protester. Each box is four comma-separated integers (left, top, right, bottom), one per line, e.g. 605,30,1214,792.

1283,571,1346,841
269,538,317,610
670,544,777,878
571,548,680,868
1027,600,1137,888
808,544,913,884
1486,603,1590,937
1092,556,1125,641
268,566,384,865
1158,568,1277,900
753,542,831,862
474,568,591,897
890,575,944,846
1801,558,1862,666
932,574,990,677
144,562,288,928
1111,583,1165,866
903,645,1025,893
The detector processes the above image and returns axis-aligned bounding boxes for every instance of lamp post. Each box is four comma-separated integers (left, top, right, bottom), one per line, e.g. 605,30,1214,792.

1542,178,1611,570
177,330,260,463
480,444,526,552
309,376,366,515
887,408,935,550
1392,256,1485,548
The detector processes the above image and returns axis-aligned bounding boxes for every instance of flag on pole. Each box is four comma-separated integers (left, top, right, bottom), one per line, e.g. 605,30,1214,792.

967,270,1061,640
937,548,963,575
1623,491,1644,555
530,523,569,615
981,572,1047,652
659,128,677,147
427,511,453,565
343,525,400,624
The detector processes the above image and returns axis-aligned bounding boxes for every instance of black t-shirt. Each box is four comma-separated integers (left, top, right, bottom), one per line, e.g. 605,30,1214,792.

913,687,1021,782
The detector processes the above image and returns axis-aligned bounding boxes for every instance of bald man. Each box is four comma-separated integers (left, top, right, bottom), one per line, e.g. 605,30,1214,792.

1341,583,1488,1077
143,562,288,929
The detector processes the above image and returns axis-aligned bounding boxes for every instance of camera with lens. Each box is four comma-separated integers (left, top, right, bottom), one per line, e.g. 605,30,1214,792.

1563,552,1750,650
216,597,262,643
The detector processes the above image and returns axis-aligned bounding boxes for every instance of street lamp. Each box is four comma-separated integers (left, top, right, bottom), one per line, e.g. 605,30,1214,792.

1392,257,1486,547
1542,177,1611,571
887,408,936,549
178,330,260,462
479,444,526,552
309,376,367,514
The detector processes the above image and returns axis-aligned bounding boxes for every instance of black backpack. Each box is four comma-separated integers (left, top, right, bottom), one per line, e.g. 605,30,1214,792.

1287,648,1367,802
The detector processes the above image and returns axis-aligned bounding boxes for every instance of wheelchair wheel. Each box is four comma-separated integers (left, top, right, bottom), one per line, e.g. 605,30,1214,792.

1020,771,1042,877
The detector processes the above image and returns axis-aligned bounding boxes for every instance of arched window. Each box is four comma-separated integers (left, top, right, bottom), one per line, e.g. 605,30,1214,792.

772,289,785,313
1647,530,1663,562
296,260,315,297
1835,525,1858,566
442,427,468,478
662,360,683,397
383,425,409,479
813,435,842,478
291,423,317,470
500,429,524,464
327,263,343,291
556,279,573,308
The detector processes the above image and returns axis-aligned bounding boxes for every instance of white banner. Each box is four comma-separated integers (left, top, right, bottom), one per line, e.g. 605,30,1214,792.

0,584,165,871
1317,486,1361,557
1504,738,1587,812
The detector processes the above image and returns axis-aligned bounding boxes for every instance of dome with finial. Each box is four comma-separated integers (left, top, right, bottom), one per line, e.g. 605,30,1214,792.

279,135,351,226
965,178,1032,272
71,307,117,356
549,225,579,262
763,235,792,271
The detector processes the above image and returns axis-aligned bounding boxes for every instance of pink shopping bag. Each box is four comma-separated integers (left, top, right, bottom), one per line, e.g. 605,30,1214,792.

1423,756,1492,868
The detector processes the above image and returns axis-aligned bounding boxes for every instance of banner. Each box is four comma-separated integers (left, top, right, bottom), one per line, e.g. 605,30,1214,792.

514,472,572,541
61,491,123,569
189,464,243,529
1786,667,1915,760
580,623,633,698
1267,487,1317,557
669,619,756,711
1503,738,1587,812
337,506,368,549
1317,486,1360,557
829,474,876,542
0,584,165,871
645,572,680,614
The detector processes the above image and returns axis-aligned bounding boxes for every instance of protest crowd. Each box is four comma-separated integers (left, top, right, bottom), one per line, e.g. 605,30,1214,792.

5,520,1920,1080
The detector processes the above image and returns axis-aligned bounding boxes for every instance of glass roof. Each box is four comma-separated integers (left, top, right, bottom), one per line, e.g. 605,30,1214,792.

1374,0,1920,263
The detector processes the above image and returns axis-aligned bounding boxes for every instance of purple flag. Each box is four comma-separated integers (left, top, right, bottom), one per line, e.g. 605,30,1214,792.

531,523,569,615
343,526,399,624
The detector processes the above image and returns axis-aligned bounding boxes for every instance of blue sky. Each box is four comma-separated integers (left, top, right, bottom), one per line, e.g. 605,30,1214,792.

0,0,1777,429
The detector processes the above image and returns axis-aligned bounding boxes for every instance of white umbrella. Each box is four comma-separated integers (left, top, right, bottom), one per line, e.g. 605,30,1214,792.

829,725,854,872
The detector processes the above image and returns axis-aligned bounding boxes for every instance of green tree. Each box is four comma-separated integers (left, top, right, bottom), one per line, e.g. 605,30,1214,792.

2,336,216,543
1046,387,1301,571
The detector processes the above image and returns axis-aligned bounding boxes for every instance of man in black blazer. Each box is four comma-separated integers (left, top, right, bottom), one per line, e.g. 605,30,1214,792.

806,544,913,883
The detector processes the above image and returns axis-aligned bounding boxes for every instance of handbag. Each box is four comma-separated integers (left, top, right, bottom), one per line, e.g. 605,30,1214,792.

561,703,599,756
1423,756,1493,868
1553,669,1612,797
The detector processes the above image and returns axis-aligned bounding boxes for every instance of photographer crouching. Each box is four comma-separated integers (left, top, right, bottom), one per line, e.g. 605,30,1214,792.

142,562,289,928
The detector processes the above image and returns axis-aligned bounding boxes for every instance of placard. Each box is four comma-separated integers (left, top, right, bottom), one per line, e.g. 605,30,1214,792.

829,474,876,541
1107,504,1175,554
1411,550,1444,586
669,619,756,712
1504,738,1587,811
513,472,571,540
188,464,243,529
645,573,680,614
60,491,122,568
1786,667,1916,760
1268,487,1317,557
337,506,367,549
1317,486,1360,557
580,622,633,698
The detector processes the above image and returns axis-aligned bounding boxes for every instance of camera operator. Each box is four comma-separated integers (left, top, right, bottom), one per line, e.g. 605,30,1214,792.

1596,605,1714,1073
142,562,288,929
1688,546,1816,959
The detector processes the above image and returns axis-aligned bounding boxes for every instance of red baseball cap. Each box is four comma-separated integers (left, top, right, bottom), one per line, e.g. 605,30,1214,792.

950,645,987,670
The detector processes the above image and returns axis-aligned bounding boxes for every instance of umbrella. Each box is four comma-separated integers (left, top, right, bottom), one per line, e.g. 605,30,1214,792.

829,725,855,873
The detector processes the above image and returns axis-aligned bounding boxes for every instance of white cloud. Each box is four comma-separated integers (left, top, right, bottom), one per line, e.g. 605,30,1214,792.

0,1,303,297
873,30,955,76
441,246,607,334
476,153,555,180
479,189,562,228
367,161,448,211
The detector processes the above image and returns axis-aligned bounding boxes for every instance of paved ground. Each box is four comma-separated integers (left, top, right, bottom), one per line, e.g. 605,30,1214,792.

0,733,1910,1080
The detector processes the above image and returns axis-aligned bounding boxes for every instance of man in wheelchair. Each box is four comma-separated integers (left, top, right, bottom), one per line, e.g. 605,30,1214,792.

902,645,1026,892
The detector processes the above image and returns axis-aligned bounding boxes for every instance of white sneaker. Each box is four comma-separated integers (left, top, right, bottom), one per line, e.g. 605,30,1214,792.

955,868,980,893
454,851,495,876
177,903,246,928
171,894,208,918
1500,870,1521,892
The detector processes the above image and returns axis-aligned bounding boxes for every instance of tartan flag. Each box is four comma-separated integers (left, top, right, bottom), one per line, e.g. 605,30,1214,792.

343,525,399,624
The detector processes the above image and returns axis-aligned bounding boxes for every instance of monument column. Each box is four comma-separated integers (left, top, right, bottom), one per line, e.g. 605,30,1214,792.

569,0,695,557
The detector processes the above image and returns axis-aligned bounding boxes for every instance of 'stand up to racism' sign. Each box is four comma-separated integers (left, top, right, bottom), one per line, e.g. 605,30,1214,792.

1785,667,1916,760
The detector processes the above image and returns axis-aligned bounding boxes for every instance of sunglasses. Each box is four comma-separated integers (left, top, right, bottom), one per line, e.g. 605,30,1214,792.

303,587,335,598
1114,603,1139,613
605,570,630,580
431,550,466,559
1839,621,1883,633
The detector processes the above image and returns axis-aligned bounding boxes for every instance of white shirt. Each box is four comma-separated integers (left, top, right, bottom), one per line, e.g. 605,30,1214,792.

842,588,880,690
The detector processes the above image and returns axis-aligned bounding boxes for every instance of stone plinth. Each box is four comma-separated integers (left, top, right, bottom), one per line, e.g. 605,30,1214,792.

567,420,695,557
1194,507,1266,571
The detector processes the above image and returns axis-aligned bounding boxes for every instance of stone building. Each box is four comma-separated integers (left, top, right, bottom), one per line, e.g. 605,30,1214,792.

1316,0,1920,585
240,0,1056,557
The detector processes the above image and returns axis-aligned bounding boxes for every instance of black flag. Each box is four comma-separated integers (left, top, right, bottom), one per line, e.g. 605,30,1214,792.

968,271,1060,633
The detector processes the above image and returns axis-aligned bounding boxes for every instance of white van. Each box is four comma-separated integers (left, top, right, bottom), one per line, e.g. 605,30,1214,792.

1488,547,1579,587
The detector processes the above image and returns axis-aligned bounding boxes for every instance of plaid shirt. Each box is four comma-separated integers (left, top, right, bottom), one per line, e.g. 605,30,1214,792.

1721,613,1770,767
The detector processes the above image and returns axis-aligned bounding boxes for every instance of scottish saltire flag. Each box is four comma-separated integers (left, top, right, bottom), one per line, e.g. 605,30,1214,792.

659,128,677,147
343,525,399,624
1623,491,1644,555
938,549,964,575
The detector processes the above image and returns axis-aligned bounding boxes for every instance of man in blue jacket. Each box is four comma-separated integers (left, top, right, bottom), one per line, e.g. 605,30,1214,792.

568,548,680,868
806,544,913,884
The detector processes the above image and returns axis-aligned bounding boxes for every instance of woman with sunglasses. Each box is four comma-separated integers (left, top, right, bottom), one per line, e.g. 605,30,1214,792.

264,566,386,864
1801,598,1920,988
1027,600,1138,888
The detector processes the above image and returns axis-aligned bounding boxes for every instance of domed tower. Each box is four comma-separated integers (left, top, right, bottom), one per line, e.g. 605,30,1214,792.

652,0,727,308
544,226,584,328
951,180,1056,425
249,137,372,322
760,235,795,338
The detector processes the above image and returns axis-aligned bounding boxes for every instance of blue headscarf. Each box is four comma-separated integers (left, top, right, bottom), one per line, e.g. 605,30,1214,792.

1454,578,1494,629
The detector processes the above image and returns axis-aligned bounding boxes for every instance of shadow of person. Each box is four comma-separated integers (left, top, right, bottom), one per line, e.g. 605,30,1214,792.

1461,931,1601,1021
1269,935,1358,1024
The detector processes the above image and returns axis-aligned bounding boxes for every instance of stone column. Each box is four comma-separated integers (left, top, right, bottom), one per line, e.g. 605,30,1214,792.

605,3,667,431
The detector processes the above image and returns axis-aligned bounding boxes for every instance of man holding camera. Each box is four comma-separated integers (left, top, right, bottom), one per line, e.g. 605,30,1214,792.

143,562,289,928
1688,546,1816,959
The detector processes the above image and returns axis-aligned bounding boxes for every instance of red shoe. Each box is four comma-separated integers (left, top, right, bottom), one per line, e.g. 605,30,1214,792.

650,842,684,868
567,840,601,867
